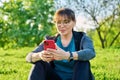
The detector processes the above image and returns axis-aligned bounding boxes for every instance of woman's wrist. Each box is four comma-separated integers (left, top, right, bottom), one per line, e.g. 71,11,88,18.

72,52,78,60
64,51,70,60
31,53,41,62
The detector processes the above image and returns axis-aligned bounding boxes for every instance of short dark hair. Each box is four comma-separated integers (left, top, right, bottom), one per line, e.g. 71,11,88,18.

53,8,76,22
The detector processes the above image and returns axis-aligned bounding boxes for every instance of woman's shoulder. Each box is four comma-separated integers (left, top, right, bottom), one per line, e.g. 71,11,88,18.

73,31,86,35
73,31,86,39
73,31,92,42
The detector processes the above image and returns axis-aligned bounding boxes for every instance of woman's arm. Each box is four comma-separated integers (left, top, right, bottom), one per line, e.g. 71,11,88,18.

26,52,42,63
77,35,96,61
26,42,54,63
26,43,44,63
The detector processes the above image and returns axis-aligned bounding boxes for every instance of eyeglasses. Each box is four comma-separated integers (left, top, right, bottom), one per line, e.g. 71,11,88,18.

55,20,71,26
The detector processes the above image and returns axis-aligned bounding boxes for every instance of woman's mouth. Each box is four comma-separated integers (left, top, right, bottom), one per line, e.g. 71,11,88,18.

60,30,65,33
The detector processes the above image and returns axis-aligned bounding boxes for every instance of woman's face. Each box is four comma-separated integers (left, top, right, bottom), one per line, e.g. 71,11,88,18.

55,16,76,36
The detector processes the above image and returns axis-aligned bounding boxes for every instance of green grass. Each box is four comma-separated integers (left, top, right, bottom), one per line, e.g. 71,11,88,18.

91,48,120,80
0,47,33,80
0,47,120,80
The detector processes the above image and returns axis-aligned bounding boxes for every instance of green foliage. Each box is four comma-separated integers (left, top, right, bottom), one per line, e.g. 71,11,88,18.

79,0,120,48
88,29,120,48
0,0,56,48
0,0,119,49
88,12,120,48
88,30,102,48
0,47,120,80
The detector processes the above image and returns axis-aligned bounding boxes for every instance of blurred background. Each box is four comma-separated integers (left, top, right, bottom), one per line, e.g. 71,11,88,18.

0,0,120,49
0,0,120,80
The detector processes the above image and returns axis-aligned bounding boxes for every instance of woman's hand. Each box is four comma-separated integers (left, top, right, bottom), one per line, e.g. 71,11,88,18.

46,45,70,60
38,50,54,62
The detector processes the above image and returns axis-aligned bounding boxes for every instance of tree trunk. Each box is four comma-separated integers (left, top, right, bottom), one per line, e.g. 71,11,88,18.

109,31,120,46
96,28,105,48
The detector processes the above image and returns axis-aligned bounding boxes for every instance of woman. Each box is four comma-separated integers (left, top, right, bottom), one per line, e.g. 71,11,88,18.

26,8,96,80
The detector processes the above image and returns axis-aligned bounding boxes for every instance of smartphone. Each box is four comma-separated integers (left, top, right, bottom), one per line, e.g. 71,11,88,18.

43,40,56,50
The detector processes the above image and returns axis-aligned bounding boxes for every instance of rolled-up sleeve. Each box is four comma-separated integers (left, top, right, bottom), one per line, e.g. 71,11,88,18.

77,35,96,61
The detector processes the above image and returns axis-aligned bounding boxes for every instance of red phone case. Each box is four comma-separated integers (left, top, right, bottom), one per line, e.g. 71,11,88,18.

44,40,56,50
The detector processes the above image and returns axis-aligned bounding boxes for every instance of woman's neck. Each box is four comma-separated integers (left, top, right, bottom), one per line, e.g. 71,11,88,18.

61,32,73,40
60,32,73,47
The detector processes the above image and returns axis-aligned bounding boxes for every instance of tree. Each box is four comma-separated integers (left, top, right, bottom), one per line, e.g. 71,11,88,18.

0,0,55,48
79,0,120,48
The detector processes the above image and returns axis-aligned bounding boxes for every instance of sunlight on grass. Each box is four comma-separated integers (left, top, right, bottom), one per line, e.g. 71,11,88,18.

0,47,120,80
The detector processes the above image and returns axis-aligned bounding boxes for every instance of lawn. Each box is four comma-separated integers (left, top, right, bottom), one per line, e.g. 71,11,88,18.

91,48,120,80
0,47,120,80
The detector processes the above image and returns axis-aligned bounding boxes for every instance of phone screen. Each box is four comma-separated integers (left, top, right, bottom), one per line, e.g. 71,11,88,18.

43,40,56,50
